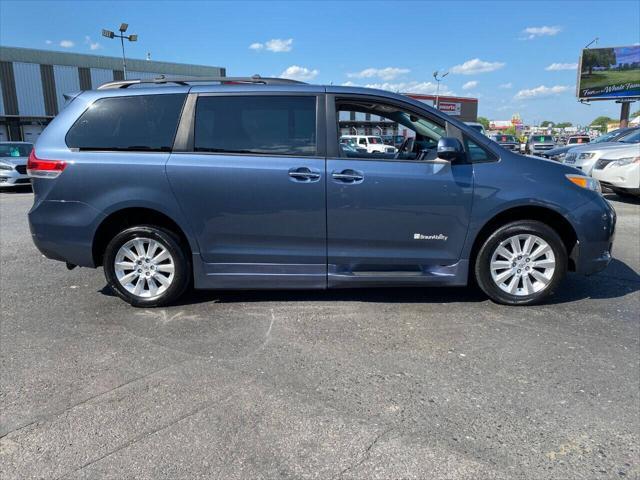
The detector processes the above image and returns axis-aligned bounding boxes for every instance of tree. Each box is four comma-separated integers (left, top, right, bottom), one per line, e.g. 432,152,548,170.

477,116,490,130
582,48,616,75
632,110,640,118
590,116,615,130
504,126,517,136
556,122,573,128
540,120,554,127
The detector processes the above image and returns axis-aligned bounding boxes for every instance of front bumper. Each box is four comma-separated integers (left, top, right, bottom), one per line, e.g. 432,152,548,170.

0,169,30,187
592,162,640,190
570,196,616,275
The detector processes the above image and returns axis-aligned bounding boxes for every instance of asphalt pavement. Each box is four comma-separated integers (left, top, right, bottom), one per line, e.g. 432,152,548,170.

1,187,638,479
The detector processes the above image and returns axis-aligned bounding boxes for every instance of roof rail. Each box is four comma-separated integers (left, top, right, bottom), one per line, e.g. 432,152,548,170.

97,74,306,90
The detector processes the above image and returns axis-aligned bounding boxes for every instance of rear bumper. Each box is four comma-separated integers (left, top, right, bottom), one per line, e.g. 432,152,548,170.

28,199,104,267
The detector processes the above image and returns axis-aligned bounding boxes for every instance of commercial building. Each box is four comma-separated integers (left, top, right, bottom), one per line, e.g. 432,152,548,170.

0,46,225,142
338,93,478,137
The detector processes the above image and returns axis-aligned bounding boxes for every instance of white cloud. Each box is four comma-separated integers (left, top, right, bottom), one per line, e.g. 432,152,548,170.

266,38,293,52
280,65,318,81
84,36,101,51
344,80,454,96
522,26,562,40
514,85,571,100
347,67,410,81
250,38,293,52
59,40,74,48
450,58,505,75
462,80,478,90
499,82,512,89
545,62,578,71
45,40,52,45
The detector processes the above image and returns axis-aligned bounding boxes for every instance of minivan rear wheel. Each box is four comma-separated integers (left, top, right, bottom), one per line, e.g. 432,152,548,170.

474,220,567,306
103,225,190,307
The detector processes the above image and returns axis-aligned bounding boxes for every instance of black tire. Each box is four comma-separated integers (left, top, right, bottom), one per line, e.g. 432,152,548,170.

474,220,567,306
103,225,190,307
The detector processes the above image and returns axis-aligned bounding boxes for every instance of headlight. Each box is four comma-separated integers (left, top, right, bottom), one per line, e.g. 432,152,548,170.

613,156,640,167
0,162,14,171
566,174,601,193
578,152,596,160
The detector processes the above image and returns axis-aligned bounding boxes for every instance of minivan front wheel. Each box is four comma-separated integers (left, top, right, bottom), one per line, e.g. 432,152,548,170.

475,221,567,306
103,225,190,307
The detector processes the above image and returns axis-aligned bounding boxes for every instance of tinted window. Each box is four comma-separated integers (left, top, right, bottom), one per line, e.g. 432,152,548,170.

66,94,186,151
619,129,640,143
0,143,32,157
465,137,496,163
194,96,316,155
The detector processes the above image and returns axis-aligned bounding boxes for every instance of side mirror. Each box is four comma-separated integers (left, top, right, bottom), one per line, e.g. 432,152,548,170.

437,137,465,162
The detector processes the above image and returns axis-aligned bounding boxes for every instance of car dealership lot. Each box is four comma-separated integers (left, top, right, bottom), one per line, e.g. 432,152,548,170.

1,189,638,479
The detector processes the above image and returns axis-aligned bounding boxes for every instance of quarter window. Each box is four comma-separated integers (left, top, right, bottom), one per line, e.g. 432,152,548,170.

465,137,496,163
194,96,317,156
66,94,186,151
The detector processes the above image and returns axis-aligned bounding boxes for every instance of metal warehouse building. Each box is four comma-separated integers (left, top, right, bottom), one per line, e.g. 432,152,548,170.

0,46,225,142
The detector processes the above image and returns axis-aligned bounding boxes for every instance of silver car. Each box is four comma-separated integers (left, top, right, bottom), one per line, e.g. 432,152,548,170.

0,142,33,188
562,129,640,176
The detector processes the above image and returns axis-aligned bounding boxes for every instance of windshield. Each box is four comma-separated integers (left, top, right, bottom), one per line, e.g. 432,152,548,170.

532,135,554,143
495,135,516,142
367,137,383,144
592,130,619,143
0,143,33,157
568,137,589,144
619,129,640,144
468,124,484,133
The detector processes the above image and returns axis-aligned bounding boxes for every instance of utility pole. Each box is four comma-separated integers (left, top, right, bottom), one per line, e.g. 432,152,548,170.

433,71,449,111
102,23,138,79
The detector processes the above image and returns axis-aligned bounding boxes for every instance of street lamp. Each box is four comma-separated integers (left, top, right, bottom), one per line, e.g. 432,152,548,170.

433,70,449,111
102,23,138,79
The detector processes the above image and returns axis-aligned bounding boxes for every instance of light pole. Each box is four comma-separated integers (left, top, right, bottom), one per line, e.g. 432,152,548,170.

102,23,138,79
433,70,449,111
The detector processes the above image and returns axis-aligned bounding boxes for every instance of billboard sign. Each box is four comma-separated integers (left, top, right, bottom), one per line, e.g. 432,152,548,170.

577,45,640,100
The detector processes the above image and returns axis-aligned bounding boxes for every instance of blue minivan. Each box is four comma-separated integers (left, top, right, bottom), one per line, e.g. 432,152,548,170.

27,76,615,307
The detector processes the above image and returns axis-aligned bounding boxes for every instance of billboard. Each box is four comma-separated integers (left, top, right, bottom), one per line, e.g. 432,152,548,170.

577,45,640,100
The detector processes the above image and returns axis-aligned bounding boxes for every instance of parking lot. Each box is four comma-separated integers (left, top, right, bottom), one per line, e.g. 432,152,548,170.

0,188,638,479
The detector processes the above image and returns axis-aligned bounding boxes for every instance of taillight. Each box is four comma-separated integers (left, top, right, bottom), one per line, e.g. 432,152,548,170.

27,150,67,179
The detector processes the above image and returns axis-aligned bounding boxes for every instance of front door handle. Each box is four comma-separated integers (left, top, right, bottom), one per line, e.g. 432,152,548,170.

331,169,364,183
288,167,321,182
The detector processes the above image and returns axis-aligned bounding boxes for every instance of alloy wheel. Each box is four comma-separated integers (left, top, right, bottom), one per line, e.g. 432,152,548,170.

113,237,175,299
489,234,556,296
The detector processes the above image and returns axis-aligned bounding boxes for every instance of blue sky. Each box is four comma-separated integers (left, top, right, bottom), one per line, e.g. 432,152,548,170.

1,0,638,125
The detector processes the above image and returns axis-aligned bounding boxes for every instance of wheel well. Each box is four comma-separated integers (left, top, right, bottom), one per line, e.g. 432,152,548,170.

469,206,579,273
92,208,191,267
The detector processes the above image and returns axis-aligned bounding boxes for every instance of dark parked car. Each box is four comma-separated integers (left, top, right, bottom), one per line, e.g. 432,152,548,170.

489,134,519,152
28,75,615,307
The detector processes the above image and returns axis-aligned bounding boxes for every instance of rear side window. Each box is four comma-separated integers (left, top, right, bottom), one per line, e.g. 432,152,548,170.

194,96,316,156
66,94,186,151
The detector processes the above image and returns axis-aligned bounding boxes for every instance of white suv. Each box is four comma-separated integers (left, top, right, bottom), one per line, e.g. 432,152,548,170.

340,135,397,154
563,129,640,175
592,144,640,197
